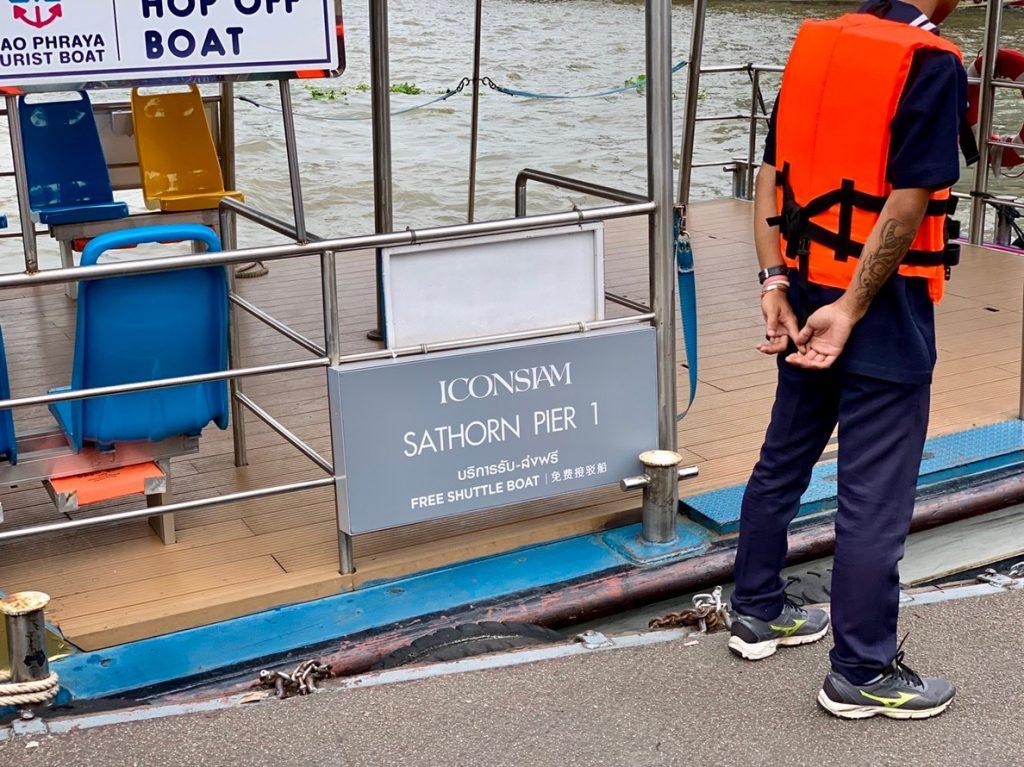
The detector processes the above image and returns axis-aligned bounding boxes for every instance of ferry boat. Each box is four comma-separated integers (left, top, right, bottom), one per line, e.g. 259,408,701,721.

0,0,1021,722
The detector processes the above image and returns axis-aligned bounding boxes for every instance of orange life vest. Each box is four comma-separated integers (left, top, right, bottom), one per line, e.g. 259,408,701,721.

772,14,963,302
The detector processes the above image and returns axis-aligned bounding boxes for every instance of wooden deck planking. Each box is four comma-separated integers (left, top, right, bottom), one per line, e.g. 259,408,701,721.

0,198,1020,650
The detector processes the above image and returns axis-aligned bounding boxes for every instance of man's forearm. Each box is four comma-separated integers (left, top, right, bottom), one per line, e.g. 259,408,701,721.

754,162,785,270
837,188,931,320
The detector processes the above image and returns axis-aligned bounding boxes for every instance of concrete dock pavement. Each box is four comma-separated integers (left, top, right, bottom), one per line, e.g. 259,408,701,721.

1,589,1022,767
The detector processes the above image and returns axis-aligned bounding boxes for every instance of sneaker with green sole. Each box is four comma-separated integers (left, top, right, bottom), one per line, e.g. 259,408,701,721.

818,650,954,720
727,600,830,661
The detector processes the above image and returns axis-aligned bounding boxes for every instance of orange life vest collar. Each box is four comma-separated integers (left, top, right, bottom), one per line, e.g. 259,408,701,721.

772,13,964,302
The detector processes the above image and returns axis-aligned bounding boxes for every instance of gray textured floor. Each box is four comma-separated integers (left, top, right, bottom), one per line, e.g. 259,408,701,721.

2,590,1021,767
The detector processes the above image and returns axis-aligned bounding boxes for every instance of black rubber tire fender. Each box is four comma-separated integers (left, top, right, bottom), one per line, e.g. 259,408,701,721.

372,621,564,670
785,568,833,605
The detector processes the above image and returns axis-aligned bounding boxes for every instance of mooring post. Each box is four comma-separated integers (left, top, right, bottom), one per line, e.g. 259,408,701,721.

622,451,700,544
2,592,49,683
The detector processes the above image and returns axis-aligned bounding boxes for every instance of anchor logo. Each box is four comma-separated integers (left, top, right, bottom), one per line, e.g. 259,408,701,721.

9,0,63,30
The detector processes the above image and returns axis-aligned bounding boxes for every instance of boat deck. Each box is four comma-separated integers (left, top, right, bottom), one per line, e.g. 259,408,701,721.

0,198,1019,651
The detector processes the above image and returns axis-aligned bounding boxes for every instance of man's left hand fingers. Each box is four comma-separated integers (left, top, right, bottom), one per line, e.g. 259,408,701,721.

785,349,837,370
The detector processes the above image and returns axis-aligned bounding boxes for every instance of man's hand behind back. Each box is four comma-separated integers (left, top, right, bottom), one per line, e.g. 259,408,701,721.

758,290,801,355
785,301,858,370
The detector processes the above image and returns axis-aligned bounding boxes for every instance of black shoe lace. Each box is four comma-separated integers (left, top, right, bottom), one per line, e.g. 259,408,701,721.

782,577,808,613
890,634,924,688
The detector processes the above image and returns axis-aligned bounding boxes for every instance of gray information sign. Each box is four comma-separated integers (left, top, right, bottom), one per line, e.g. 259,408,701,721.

328,327,658,534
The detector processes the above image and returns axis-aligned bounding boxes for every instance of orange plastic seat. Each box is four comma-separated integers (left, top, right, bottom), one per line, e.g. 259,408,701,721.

131,86,243,212
49,462,164,508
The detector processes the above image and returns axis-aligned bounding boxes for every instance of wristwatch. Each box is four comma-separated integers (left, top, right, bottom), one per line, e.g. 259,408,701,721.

758,265,788,285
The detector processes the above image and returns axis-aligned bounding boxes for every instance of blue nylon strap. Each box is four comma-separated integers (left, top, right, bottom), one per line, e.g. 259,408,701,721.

238,64,688,121
489,61,689,100
238,88,466,122
674,207,698,420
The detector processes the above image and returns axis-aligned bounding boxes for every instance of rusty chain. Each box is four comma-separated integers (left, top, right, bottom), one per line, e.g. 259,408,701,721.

258,659,331,699
648,585,732,633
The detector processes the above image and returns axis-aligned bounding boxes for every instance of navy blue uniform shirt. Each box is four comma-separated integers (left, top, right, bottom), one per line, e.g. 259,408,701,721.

763,0,968,384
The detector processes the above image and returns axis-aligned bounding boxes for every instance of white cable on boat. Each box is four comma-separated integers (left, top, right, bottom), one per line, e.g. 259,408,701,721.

0,670,59,707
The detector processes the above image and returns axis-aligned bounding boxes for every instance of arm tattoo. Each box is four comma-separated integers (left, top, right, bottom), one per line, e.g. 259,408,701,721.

852,218,915,310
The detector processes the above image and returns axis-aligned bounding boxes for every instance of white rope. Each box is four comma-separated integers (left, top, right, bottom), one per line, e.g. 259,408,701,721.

0,670,59,707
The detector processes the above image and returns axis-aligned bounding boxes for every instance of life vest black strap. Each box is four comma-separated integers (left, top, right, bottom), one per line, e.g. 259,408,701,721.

798,220,947,267
767,163,953,266
836,179,856,263
769,165,953,220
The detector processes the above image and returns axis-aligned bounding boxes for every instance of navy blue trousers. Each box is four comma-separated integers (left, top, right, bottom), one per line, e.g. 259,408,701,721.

732,360,930,684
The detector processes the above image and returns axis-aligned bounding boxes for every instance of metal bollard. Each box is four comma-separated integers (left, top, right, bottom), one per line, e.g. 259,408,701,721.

993,199,1016,247
730,161,753,201
1,592,51,685
621,450,700,544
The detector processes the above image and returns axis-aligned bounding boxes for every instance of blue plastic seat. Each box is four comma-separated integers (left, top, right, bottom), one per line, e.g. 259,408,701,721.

19,92,129,226
0,325,16,465
49,224,230,452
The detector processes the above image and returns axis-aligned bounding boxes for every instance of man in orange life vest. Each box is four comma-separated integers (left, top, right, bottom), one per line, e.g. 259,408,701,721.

728,0,974,719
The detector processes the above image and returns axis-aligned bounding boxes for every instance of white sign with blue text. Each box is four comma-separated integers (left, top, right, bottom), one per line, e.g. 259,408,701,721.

0,0,337,87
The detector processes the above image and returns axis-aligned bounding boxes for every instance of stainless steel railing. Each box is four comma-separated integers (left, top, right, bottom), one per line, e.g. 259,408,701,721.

0,0,685,568
0,199,656,561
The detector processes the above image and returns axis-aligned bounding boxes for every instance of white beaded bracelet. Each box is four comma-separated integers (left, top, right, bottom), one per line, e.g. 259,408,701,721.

760,282,790,296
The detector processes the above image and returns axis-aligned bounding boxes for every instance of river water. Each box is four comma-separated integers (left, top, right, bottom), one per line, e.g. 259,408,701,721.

1,0,1022,271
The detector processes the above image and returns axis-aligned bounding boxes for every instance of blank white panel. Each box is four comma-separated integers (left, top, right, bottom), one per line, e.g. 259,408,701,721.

383,223,605,348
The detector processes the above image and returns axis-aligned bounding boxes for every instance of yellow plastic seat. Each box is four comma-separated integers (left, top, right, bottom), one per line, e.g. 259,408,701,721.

131,86,243,212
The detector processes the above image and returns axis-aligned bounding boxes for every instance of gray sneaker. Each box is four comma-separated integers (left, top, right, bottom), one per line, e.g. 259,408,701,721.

728,600,830,660
818,651,955,720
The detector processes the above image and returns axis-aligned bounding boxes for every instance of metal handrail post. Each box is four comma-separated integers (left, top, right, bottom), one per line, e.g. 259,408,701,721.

323,241,353,577
467,0,484,222
6,95,37,274
369,0,394,340
677,0,708,209
220,84,249,469
223,208,249,468
280,79,354,574
745,67,760,200
220,83,237,194
279,82,308,244
644,0,678,544
1019,280,1024,419
969,0,1004,245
